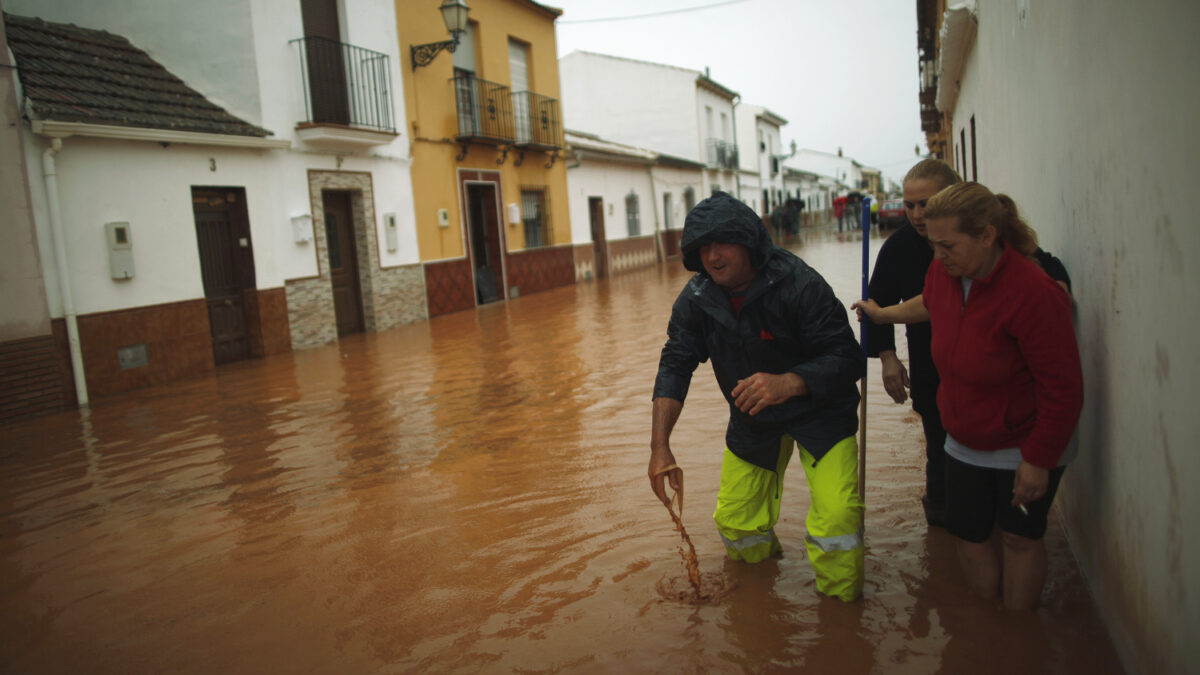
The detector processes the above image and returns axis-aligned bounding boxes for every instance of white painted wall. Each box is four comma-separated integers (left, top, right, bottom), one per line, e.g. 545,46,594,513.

734,103,760,174
944,2,1199,673
649,165,703,233
0,14,49,341
787,149,858,191
21,134,421,317
8,0,420,320
566,158,654,244
560,52,700,162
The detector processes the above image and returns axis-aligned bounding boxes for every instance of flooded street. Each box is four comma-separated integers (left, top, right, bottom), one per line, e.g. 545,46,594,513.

1,225,1122,674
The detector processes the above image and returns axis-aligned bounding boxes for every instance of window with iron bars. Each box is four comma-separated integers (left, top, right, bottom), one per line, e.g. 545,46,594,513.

625,192,641,237
521,187,551,248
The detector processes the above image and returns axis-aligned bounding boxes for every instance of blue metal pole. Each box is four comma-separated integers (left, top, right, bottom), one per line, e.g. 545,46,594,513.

860,197,872,351
858,196,871,522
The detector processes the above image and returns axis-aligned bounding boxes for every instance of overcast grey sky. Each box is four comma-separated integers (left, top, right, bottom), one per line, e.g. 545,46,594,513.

550,0,926,185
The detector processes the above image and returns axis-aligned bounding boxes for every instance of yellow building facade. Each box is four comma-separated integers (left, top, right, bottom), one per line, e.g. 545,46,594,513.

398,0,572,316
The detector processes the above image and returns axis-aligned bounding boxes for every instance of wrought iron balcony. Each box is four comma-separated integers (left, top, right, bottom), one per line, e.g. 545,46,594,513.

290,36,395,133
705,138,738,170
452,73,514,144
511,91,562,151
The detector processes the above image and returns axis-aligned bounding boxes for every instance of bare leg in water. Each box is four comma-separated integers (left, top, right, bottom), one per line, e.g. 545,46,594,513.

1001,531,1047,610
956,529,1001,601
956,527,1047,609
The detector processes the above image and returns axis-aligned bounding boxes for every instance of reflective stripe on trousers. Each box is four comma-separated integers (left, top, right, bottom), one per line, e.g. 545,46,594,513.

713,435,864,602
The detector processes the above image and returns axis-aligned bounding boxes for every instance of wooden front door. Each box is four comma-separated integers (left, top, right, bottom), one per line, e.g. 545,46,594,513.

192,188,256,365
589,197,608,279
323,190,364,336
466,183,504,304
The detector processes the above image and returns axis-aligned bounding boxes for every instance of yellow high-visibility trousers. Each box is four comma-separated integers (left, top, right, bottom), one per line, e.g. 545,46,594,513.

713,435,864,602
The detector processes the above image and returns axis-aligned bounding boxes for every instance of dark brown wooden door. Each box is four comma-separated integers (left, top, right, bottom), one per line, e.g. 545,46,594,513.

589,197,608,279
323,190,364,336
192,188,256,365
467,184,504,304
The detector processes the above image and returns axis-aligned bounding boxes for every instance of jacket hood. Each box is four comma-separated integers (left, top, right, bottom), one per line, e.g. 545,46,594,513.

681,192,775,273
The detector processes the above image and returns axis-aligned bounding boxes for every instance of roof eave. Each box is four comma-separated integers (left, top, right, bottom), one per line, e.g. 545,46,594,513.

32,120,292,149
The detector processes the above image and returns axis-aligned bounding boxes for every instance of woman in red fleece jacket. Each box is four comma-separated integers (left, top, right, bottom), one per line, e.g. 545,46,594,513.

854,182,1083,610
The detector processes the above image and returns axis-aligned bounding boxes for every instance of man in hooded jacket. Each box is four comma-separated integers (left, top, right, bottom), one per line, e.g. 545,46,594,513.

649,192,866,602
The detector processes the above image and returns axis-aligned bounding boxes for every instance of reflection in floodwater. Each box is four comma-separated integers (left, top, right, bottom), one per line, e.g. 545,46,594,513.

0,225,1123,673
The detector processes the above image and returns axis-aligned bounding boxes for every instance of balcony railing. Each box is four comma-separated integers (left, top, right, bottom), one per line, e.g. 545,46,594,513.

452,73,514,144
511,91,562,151
290,36,395,132
705,138,738,170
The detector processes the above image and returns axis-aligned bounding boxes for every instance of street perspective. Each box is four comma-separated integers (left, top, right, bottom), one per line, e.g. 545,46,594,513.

0,1,1196,674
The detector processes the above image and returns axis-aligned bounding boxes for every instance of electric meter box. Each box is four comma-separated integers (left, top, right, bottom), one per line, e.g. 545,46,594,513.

104,221,135,280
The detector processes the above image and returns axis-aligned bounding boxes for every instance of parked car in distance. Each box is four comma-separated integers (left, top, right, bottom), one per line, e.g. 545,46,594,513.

878,198,906,229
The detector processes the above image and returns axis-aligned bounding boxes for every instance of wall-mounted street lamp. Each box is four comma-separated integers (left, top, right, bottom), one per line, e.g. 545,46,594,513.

411,0,471,70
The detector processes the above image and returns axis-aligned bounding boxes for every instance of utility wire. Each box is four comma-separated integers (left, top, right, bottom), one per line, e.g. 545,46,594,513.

557,0,754,24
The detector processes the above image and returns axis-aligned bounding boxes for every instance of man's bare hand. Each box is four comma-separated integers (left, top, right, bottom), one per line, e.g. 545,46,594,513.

880,351,910,404
731,372,807,416
648,448,680,507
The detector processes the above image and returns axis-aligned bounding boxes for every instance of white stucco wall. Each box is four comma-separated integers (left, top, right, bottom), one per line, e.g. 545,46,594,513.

9,0,419,320
732,103,786,213
649,165,703,234
945,2,1199,673
21,133,420,317
566,158,655,244
560,52,703,163
0,15,49,342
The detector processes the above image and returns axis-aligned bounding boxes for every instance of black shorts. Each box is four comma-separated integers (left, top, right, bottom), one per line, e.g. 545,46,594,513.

944,455,1066,543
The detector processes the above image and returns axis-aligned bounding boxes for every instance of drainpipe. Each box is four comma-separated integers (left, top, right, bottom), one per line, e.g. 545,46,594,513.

648,164,663,262
42,137,89,406
731,94,741,200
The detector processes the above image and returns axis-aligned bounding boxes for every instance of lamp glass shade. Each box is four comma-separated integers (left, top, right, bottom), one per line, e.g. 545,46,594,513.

439,0,470,36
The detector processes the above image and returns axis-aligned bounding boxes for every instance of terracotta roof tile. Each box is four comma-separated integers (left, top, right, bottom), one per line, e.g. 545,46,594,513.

4,13,272,137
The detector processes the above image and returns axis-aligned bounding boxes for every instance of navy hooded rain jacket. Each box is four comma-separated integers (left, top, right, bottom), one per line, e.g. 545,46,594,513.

653,192,865,470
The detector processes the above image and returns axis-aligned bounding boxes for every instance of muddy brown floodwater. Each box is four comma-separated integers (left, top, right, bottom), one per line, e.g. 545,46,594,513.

1,225,1124,674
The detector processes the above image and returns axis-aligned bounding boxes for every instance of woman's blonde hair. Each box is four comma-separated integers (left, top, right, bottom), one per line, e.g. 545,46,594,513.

903,158,961,191
924,182,1038,256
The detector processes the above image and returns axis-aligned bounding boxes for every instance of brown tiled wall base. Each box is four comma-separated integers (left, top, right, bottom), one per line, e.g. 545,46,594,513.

572,244,596,282
506,246,575,297
424,259,474,318
660,229,684,260
244,287,292,356
285,277,337,349
76,299,213,398
0,333,71,422
606,235,659,275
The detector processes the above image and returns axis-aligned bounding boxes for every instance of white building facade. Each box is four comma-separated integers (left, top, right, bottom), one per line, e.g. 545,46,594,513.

3,0,421,404
786,149,860,192
564,130,704,280
559,51,739,203
926,2,1200,673
734,104,787,217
